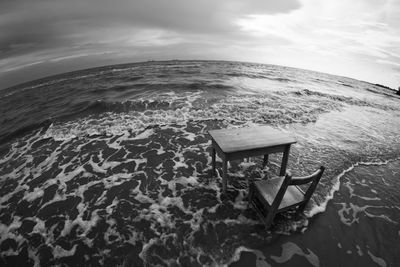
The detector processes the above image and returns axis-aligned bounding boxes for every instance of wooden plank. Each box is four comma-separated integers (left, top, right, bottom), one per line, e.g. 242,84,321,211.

279,145,290,176
222,159,228,192
225,145,285,161
209,126,296,153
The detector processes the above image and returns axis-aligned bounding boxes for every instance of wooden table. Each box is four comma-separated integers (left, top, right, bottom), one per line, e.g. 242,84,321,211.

208,126,297,193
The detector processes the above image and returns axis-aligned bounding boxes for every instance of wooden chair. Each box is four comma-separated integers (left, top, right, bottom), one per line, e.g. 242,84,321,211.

248,166,325,229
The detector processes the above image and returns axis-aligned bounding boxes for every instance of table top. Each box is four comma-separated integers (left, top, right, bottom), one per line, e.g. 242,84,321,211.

209,126,296,153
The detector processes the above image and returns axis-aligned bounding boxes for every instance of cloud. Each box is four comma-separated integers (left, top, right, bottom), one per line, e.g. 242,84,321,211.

1,0,400,89
377,59,400,68
233,0,400,86
0,0,300,55
0,0,301,88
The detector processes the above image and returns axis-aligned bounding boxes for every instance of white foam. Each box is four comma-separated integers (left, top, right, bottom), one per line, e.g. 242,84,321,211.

156,145,165,155
307,166,347,218
0,216,23,243
337,199,398,226
307,159,395,218
233,190,248,210
88,156,107,173
228,246,271,267
23,187,44,202
172,151,189,170
270,242,320,267
132,128,155,140
138,237,158,263
356,245,363,256
364,209,398,224
223,215,260,225
337,203,352,226
53,244,77,258
146,203,174,227
38,88,350,142
28,246,41,267
101,160,121,170
175,175,198,186
183,131,196,141
367,250,387,267
32,218,46,234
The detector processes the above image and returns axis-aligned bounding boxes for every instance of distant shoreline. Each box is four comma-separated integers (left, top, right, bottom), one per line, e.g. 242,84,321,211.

374,83,396,92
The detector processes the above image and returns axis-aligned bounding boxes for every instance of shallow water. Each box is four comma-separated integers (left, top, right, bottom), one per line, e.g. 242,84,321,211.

0,61,399,266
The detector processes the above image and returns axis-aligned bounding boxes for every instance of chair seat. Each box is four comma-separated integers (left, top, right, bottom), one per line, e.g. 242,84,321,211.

255,177,305,211
250,166,325,229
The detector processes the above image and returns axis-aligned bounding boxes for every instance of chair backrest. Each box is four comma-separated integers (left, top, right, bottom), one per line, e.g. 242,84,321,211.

290,166,325,203
270,166,325,211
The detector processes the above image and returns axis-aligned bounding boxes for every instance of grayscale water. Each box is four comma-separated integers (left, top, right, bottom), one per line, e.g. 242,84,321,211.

0,61,399,266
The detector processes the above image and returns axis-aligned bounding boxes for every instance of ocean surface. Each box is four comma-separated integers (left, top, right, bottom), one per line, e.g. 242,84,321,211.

0,60,399,266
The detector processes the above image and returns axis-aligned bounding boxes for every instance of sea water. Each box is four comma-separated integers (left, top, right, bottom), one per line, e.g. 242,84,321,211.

0,61,399,266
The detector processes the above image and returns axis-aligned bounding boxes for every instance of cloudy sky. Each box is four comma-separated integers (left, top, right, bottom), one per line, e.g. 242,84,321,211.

1,0,400,89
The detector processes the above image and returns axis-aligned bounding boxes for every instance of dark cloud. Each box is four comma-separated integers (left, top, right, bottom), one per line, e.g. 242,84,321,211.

0,0,301,55
0,20,56,55
1,0,399,90
0,0,303,89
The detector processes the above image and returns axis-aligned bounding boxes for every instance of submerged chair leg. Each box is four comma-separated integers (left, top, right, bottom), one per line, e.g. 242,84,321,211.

248,182,256,207
263,154,268,168
264,211,276,229
297,202,308,214
211,147,216,175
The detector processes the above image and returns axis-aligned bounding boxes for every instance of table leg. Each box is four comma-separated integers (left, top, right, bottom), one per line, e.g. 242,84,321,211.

280,145,291,176
222,159,228,193
263,154,269,168
211,147,216,175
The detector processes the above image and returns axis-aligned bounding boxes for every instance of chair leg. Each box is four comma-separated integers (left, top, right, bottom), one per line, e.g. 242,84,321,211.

297,203,307,214
248,183,254,207
263,154,268,168
222,159,228,194
264,211,276,229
